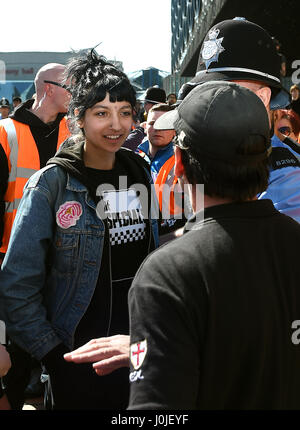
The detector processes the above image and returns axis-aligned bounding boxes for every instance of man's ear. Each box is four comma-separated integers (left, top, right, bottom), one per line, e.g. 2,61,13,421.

255,86,272,108
174,146,185,178
44,82,53,97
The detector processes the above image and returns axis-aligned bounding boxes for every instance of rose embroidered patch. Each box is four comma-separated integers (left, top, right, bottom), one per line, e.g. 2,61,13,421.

56,201,83,229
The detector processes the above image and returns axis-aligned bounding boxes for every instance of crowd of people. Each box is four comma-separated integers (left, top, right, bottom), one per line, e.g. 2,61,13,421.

1,16,300,411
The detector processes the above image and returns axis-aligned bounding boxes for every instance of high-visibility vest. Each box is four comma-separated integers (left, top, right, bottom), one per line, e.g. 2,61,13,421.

0,117,69,253
154,155,183,218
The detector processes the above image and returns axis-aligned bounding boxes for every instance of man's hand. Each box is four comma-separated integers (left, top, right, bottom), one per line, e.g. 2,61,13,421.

0,344,11,377
64,335,130,376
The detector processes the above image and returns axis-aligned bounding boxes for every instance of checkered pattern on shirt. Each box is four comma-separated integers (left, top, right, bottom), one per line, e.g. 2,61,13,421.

110,227,146,246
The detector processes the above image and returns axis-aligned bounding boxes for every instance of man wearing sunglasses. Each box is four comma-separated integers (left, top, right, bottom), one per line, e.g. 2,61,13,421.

0,62,70,410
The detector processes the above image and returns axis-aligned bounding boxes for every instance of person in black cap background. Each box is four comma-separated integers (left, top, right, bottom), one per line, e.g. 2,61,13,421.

163,17,300,224
167,93,177,106
127,81,300,410
123,86,166,151
142,86,166,115
0,98,10,119
12,97,22,110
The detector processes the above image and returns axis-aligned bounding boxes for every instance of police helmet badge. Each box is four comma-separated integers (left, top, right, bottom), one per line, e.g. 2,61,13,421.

201,28,225,69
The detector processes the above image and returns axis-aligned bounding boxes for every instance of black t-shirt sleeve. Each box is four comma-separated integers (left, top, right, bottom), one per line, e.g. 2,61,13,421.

127,245,205,410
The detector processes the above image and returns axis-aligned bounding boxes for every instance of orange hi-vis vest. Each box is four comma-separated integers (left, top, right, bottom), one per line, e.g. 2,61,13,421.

154,155,183,218
0,117,69,253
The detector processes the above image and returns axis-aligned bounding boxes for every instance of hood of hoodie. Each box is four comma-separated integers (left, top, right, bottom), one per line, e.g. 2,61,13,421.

47,138,86,187
10,99,66,128
47,138,153,205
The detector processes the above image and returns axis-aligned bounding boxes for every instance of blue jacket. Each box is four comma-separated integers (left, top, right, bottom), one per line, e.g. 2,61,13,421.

0,152,158,360
137,140,174,182
258,135,300,222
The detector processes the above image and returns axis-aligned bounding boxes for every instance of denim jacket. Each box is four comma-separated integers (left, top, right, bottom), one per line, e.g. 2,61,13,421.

0,161,158,361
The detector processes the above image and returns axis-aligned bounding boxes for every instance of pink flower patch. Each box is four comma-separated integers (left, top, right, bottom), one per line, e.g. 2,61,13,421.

56,201,83,229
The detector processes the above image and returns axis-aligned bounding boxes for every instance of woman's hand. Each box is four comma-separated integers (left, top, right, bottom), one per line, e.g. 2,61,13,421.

64,334,130,376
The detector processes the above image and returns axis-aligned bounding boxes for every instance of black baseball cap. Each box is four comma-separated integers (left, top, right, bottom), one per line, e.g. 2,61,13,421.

176,17,290,110
143,86,166,104
154,81,271,165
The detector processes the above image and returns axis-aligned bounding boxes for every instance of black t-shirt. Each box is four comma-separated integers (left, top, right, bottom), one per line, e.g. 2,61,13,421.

74,159,149,347
128,200,300,410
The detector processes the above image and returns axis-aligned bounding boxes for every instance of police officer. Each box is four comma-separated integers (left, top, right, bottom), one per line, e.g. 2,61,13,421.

163,17,300,223
0,98,10,119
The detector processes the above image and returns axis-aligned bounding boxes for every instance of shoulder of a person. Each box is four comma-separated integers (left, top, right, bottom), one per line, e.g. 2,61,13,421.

0,117,15,133
26,164,66,189
137,232,191,274
118,146,151,172
130,233,203,302
129,126,145,136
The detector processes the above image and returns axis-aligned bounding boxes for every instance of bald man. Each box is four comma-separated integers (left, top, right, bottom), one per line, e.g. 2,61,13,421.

0,63,70,258
31,63,70,123
0,63,70,410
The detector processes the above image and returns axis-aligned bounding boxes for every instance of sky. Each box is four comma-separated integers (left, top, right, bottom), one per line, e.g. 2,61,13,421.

2,0,172,74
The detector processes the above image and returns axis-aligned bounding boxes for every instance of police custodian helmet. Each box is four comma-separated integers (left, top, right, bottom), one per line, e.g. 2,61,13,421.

178,17,290,110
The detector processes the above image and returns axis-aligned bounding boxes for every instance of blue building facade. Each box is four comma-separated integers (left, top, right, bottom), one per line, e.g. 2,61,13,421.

128,67,169,99
167,0,299,95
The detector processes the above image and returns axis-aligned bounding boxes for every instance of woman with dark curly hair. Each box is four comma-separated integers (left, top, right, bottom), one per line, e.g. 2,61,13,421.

0,50,158,409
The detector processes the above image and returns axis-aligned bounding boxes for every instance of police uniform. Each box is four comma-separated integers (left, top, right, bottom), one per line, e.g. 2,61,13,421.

166,17,300,223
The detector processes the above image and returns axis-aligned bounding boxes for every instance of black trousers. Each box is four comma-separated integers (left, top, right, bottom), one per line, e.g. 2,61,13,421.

2,341,32,410
44,359,129,410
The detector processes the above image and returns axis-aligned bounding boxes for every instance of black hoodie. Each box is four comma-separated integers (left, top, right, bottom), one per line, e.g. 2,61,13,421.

10,99,66,167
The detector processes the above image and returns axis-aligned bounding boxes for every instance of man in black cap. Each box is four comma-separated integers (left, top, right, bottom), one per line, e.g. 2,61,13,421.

0,98,10,119
170,17,300,223
127,81,300,410
143,86,166,115
123,86,167,151
12,97,22,109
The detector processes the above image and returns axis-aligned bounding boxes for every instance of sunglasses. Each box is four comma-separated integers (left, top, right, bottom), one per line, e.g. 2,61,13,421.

278,126,292,136
44,80,69,91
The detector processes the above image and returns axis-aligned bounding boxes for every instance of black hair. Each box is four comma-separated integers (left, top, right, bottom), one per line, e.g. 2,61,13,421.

178,140,270,202
65,49,136,133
